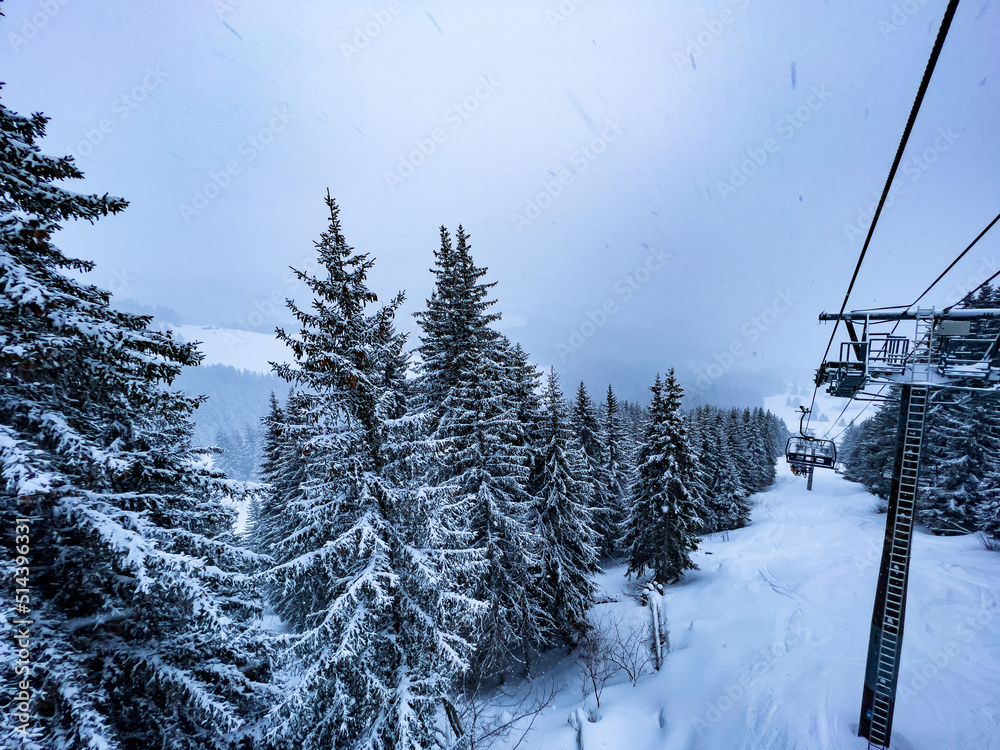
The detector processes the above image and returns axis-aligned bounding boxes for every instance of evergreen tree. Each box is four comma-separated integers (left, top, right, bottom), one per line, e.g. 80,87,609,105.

919,394,1000,534
571,382,602,460
571,381,615,558
622,371,702,584
240,421,262,479
751,407,778,489
621,400,647,457
976,487,1000,541
600,384,629,555
412,225,500,415
215,427,237,475
506,341,542,439
711,455,751,531
724,408,755,494
532,369,599,646
436,357,544,680
245,494,262,549
685,405,721,534
264,194,473,750
254,391,306,565
411,227,544,681
0,90,270,749
693,408,723,533
214,426,259,480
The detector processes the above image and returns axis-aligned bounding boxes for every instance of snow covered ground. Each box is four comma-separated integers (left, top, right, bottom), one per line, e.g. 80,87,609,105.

506,465,1000,750
169,324,288,373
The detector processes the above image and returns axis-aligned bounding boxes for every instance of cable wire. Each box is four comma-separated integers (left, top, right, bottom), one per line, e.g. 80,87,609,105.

906,211,1000,310
826,383,893,443
884,209,1000,340
944,263,1000,312
821,399,853,439
807,0,961,430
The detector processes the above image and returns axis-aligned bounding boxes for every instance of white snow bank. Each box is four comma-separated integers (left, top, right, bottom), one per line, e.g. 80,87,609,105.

170,324,288,374
506,464,1000,750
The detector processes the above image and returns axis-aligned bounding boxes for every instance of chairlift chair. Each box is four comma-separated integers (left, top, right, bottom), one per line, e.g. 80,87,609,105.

784,435,837,469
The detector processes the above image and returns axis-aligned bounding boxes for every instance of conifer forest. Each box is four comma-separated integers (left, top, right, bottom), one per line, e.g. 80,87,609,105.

3,2,999,749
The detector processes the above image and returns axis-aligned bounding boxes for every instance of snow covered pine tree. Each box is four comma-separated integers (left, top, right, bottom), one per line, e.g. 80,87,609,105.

411,225,546,682
598,385,629,555
0,87,270,749
532,369,599,647
571,382,616,559
264,194,476,750
622,370,703,584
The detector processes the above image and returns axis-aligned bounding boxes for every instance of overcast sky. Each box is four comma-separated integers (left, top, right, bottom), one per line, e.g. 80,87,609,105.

2,0,998,401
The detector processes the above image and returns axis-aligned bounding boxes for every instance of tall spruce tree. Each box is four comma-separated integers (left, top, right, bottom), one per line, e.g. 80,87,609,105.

532,369,599,647
253,391,307,567
506,342,543,440
724,408,755,494
622,371,702,584
600,384,629,555
0,89,270,749
571,381,615,558
684,405,719,534
411,227,545,681
264,194,474,750
692,407,723,533
750,407,778,490
710,452,751,531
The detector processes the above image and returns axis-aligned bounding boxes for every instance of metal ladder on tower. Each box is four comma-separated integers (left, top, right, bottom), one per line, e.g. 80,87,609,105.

907,310,936,381
860,384,928,749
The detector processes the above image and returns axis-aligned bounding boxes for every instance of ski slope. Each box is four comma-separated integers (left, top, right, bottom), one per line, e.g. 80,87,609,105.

170,324,288,374
508,465,1000,750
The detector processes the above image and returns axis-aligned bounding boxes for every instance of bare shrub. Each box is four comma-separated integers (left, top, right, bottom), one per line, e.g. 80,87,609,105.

980,531,1000,552
577,608,654,719
445,679,559,750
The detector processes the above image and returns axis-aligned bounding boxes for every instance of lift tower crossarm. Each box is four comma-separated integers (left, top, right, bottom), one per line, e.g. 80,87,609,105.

819,309,1000,322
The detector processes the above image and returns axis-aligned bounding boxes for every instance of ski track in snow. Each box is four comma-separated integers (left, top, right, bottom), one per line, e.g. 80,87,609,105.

503,465,1000,750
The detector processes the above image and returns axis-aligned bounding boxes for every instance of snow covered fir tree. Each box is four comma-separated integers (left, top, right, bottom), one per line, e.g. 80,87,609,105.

407,225,550,684
256,193,479,750
622,371,704,584
0,87,272,749
531,370,599,647
571,381,617,558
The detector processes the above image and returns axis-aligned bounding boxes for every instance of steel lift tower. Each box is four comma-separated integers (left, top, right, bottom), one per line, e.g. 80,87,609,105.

815,307,1000,749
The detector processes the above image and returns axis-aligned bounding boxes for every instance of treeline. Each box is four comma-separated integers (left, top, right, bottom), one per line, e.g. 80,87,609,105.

246,196,787,749
839,285,1000,539
176,363,282,452
0,89,784,750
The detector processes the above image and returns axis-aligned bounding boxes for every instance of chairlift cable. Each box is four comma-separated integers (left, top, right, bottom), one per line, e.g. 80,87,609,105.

807,0,961,431
906,210,1000,310
821,399,853,439
886,210,1000,340
826,383,892,443
943,265,1000,313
